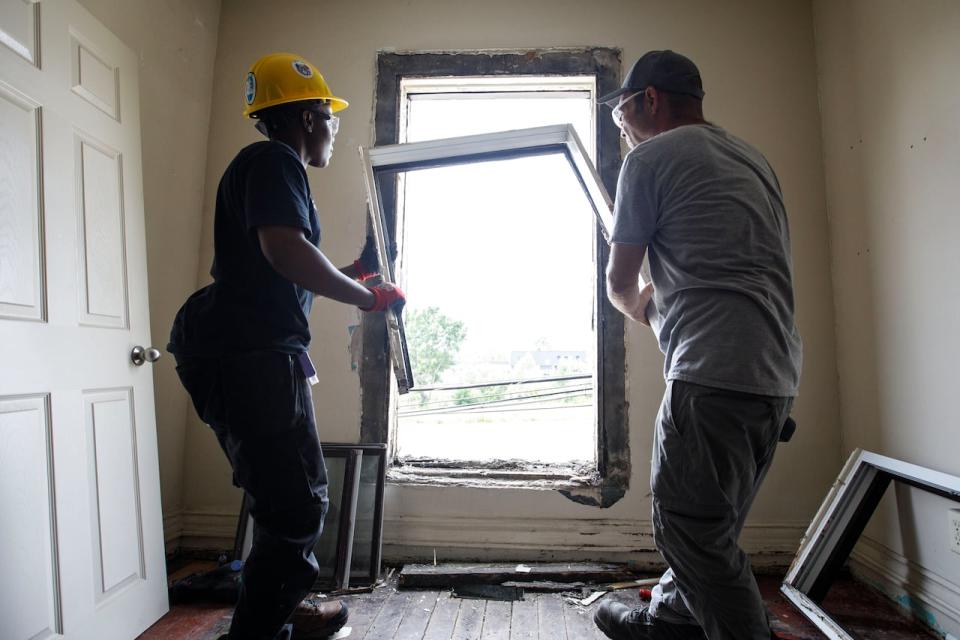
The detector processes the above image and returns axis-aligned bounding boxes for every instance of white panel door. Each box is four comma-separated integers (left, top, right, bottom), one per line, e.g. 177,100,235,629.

0,1,168,638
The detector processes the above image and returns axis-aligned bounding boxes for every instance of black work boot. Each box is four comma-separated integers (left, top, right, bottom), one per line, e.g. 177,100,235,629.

594,602,706,640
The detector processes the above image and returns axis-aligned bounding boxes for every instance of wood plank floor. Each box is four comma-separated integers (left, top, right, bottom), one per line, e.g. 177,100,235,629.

337,587,620,640
140,568,939,639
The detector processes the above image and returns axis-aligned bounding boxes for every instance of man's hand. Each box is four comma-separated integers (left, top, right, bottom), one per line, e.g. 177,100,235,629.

636,280,655,326
612,279,654,325
353,234,380,281
361,283,406,313
350,234,399,281
606,242,654,326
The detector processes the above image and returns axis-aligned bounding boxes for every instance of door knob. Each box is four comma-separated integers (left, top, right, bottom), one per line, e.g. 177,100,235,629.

131,346,162,366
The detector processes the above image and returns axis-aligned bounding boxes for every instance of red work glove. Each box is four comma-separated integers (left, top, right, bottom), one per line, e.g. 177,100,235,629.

353,259,377,282
362,284,405,313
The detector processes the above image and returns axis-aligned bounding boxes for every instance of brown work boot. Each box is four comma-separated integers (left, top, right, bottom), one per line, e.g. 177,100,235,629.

290,597,349,639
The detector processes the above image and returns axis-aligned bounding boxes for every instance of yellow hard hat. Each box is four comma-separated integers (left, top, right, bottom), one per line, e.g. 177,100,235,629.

243,52,348,118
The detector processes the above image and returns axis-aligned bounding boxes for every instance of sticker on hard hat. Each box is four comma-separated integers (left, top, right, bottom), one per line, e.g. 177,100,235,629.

244,72,256,105
292,60,313,78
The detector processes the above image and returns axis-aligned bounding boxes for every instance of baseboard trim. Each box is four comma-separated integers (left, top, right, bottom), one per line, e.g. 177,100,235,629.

383,515,805,550
850,536,960,637
171,508,806,567
383,515,652,553
381,515,805,566
178,508,240,552
163,508,184,554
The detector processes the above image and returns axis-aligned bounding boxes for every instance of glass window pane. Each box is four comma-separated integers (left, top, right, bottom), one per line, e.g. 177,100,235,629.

395,152,597,465
349,452,382,583
406,94,593,155
312,456,345,583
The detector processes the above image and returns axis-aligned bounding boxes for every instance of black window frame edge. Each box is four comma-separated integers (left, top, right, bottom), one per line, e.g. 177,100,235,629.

359,48,628,508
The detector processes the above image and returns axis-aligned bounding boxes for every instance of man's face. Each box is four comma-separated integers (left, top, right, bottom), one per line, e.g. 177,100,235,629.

306,103,337,168
615,89,657,149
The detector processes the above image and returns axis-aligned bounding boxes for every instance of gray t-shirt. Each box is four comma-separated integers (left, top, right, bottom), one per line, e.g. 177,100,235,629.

611,124,802,397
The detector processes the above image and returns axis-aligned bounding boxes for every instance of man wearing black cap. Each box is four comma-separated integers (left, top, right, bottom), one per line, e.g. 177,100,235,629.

593,51,802,640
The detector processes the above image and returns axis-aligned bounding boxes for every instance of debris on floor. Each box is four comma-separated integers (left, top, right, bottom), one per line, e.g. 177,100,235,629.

399,562,661,611
398,561,639,588
500,580,587,592
452,584,525,601
571,591,606,606
169,559,243,605
599,577,660,590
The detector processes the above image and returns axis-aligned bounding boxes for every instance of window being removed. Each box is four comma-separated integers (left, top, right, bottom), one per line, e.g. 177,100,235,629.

393,77,600,472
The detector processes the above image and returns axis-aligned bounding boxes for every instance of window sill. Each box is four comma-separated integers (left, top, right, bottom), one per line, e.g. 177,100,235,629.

386,459,599,491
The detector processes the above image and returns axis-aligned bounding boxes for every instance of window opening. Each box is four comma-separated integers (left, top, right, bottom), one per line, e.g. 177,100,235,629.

361,50,628,506
393,77,598,469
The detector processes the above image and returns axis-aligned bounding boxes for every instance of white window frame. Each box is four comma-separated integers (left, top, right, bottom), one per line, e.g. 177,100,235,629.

359,123,613,394
782,448,960,639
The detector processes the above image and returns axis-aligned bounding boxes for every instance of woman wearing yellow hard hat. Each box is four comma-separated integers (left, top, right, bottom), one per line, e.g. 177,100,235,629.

168,53,404,640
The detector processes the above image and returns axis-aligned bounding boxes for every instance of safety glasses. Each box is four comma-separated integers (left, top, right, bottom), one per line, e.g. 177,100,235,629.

611,90,645,128
318,112,340,135
309,108,340,135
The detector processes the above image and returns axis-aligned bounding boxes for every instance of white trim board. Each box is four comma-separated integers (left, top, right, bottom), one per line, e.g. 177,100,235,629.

381,516,805,566
381,515,804,551
163,508,183,553
177,509,240,551
174,509,806,566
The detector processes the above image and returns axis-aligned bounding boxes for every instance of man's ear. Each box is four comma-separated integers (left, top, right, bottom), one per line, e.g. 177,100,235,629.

647,88,661,115
301,109,314,134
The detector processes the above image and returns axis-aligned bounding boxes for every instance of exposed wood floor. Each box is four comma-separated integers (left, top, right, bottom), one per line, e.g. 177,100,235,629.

140,562,938,639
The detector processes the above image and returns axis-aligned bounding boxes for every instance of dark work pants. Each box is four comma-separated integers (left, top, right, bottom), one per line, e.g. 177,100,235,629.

648,380,793,640
175,351,329,640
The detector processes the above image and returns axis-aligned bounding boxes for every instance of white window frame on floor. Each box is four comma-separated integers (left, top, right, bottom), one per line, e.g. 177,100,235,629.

782,448,960,639
359,123,613,394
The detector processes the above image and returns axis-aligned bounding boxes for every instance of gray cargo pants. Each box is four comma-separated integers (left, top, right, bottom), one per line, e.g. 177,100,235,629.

648,380,793,640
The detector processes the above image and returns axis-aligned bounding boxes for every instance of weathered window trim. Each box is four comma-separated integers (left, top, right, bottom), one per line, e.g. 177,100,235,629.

782,449,960,639
386,459,599,492
359,49,628,508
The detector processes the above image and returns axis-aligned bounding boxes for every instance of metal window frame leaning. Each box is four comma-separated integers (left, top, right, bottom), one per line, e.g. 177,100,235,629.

358,123,614,394
782,448,960,639
233,443,388,591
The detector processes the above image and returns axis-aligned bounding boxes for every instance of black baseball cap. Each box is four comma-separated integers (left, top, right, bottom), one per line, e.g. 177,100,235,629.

599,50,704,106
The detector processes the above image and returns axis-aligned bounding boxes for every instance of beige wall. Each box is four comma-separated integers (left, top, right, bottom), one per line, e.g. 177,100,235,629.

813,0,960,633
76,0,221,548
180,0,842,562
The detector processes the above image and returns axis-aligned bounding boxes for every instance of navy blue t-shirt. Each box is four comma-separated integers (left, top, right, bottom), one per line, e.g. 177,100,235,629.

168,141,321,356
